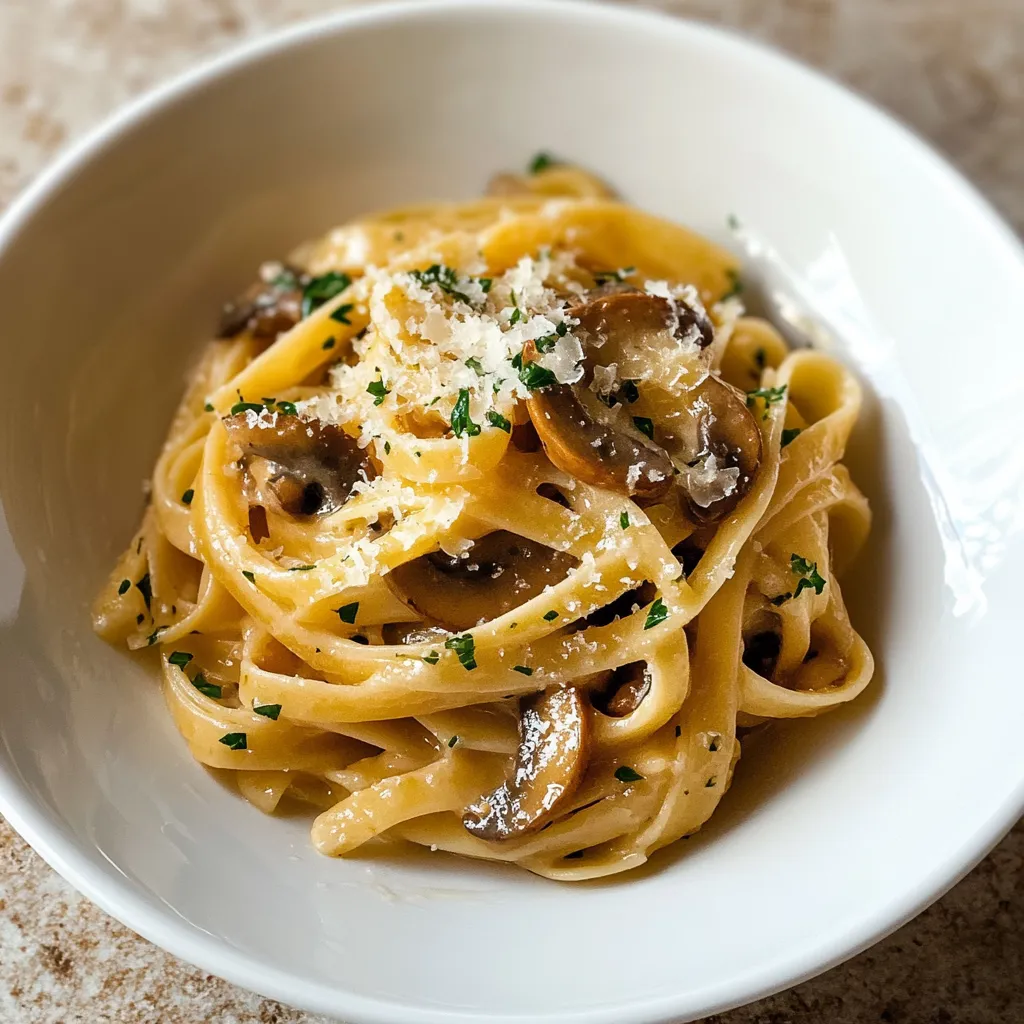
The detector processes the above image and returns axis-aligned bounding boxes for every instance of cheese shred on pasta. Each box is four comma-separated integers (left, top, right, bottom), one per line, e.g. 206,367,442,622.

93,163,873,880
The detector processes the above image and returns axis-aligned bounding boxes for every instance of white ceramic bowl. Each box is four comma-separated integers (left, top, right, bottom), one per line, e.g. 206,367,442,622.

0,2,1022,1021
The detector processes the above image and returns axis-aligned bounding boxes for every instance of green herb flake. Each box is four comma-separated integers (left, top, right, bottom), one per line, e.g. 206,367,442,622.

592,266,636,285
486,410,511,433
614,766,644,783
218,731,247,750
242,570,255,583
322,336,336,350
444,634,477,671
383,440,392,454
513,665,533,676
746,385,787,420
254,703,282,720
633,416,655,440
465,356,484,374
619,379,639,404
192,672,222,699
791,553,827,597
135,573,152,610
366,378,390,406
275,400,298,417
644,597,669,630
145,627,165,646
519,361,557,391
705,776,717,788
479,277,492,293
181,488,194,505
204,402,215,412
288,564,315,572
721,268,743,302
447,735,459,748
230,401,266,415
168,651,193,669
336,602,359,624
301,272,351,318
422,651,440,665
450,388,481,438
619,512,630,530
330,303,354,325
117,578,131,596
529,152,555,174
781,427,802,448
543,610,558,622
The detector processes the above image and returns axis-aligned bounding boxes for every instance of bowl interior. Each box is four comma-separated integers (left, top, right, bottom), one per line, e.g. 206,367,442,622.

0,3,1022,1022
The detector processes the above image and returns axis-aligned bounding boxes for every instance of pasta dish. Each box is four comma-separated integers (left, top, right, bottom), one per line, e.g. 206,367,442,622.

93,160,873,880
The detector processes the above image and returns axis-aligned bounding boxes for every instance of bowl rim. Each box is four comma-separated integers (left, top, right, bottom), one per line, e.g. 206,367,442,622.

0,1,1022,1021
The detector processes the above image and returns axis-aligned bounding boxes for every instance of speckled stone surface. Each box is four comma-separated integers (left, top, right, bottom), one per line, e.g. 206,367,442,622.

0,2,1021,1022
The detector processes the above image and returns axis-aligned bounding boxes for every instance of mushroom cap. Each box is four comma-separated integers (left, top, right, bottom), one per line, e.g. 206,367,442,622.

224,412,375,518
387,531,576,632
463,686,590,841
218,264,308,341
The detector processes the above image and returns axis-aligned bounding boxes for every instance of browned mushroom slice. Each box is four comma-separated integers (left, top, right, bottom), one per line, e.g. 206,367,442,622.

591,661,652,717
523,343,674,501
463,686,590,840
217,264,308,340
387,531,576,632
569,288,714,351
224,413,374,517
669,375,762,523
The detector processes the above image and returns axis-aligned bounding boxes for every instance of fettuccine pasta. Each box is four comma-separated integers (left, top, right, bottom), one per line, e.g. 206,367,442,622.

93,160,872,880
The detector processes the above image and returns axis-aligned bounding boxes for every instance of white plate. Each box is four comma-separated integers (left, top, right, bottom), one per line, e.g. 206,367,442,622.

0,2,1022,1022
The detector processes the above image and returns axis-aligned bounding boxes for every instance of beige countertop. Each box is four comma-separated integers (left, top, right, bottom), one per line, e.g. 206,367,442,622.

1,1,1021,1021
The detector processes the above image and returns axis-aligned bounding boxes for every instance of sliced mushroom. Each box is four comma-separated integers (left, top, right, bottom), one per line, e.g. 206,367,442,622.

668,375,762,523
523,341,674,501
463,686,590,840
387,531,576,632
570,288,713,352
217,264,309,340
224,412,374,518
591,661,652,717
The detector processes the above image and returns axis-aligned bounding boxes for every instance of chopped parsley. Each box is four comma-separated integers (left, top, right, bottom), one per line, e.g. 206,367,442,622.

135,573,152,610
288,564,315,571
543,610,558,622
465,356,484,374
614,766,644,783
791,553,827,597
479,278,492,293
242,570,255,583
218,732,247,750
619,512,630,529
781,427,802,448
592,266,635,285
633,416,655,440
366,378,390,406
746,385,787,420
181,488,194,505
721,268,743,301
409,264,489,305
519,361,556,391
204,402,214,412
444,634,477,670
230,396,296,417
450,388,481,438
275,400,298,416
618,379,640,404
513,665,533,676
336,602,359,624
486,410,511,433
168,651,193,668
117,578,131,596
192,673,222,699
529,152,555,174
301,271,351,318
447,735,459,748
229,400,266,415
705,777,717,788
534,321,568,353
383,440,391,455
330,303,354,325
422,651,440,665
254,703,282,720
644,598,669,630
145,627,165,646
322,336,336,350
